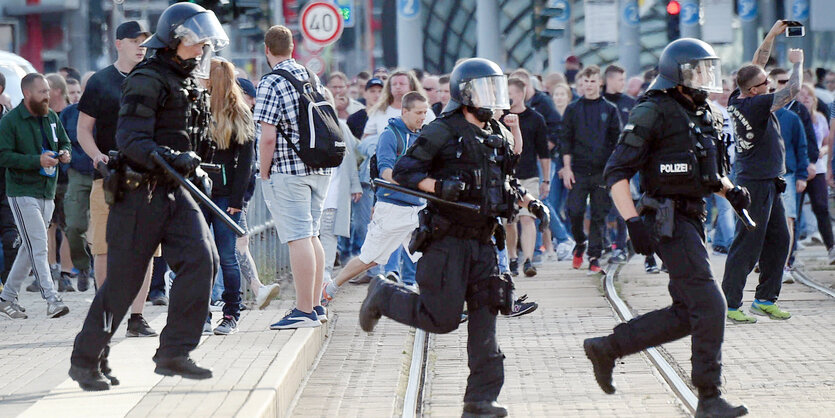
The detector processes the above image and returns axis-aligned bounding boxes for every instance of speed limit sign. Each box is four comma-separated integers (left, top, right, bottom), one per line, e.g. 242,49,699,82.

301,1,344,46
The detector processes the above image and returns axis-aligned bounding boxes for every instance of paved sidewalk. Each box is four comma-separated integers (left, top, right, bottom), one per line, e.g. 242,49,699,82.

421,263,689,417
617,246,835,416
0,285,324,418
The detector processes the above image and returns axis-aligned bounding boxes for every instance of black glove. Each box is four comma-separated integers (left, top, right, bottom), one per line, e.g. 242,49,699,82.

725,186,751,213
527,199,550,232
626,216,655,256
434,178,466,201
191,167,213,197
156,146,201,176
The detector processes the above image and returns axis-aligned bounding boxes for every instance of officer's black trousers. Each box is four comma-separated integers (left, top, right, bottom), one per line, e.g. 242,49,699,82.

71,185,218,368
376,235,504,403
608,216,725,391
721,178,790,309
566,174,612,259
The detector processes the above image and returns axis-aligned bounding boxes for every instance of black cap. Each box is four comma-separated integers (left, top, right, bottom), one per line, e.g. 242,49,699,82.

116,21,150,40
365,78,384,90
237,77,256,98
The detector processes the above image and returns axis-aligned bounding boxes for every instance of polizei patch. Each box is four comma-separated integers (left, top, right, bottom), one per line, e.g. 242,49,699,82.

659,162,691,174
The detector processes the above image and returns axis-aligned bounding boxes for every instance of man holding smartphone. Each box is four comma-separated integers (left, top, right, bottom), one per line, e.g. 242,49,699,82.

722,20,803,323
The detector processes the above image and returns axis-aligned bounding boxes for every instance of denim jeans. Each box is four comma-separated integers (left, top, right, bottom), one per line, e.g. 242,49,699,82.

384,246,417,285
712,195,736,250
202,196,242,319
348,183,374,257
547,159,571,242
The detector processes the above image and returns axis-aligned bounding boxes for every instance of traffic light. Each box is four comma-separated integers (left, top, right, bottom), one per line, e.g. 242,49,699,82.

666,1,681,41
533,0,569,48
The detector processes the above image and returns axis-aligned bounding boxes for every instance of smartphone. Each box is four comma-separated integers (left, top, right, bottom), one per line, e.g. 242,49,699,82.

783,20,805,37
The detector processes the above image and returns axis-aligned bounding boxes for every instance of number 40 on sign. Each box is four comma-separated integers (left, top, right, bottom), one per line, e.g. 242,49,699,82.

301,1,345,46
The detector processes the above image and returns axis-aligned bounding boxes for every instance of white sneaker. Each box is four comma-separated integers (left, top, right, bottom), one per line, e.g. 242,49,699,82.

795,240,806,251
782,268,795,284
256,283,280,310
209,300,225,312
828,247,835,266
543,251,560,263
556,240,575,261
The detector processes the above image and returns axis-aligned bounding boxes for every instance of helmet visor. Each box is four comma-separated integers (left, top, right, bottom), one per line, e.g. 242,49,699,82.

460,75,510,110
174,11,229,52
680,59,722,93
191,44,215,79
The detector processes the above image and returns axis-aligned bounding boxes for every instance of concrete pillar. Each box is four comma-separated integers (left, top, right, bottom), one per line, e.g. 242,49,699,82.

476,0,504,68
270,0,284,25
67,0,89,72
739,0,759,63
787,0,812,65
618,0,640,77
546,0,572,74
396,0,423,69
679,0,701,39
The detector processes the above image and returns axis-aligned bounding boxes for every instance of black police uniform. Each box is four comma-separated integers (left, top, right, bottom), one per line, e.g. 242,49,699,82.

371,110,517,406
598,89,728,395
71,51,219,371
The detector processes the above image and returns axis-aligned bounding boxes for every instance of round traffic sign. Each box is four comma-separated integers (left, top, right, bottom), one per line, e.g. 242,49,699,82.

301,1,344,46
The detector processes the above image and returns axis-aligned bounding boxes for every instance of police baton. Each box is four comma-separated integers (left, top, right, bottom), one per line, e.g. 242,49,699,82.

150,152,247,237
372,179,481,212
735,208,757,232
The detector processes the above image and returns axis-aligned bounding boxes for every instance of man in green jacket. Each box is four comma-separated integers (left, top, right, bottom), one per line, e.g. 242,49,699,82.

0,73,72,319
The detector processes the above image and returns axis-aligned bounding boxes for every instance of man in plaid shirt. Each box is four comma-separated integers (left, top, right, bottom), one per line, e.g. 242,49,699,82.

255,25,332,329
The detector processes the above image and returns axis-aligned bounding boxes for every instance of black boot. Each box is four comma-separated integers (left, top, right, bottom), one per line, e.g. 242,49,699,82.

695,395,748,418
77,269,90,292
69,364,111,391
153,356,212,380
359,275,387,332
462,401,508,417
583,336,617,394
100,357,120,386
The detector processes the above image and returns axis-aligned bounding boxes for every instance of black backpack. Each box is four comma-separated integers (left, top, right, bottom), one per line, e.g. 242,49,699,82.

268,68,346,169
369,125,407,183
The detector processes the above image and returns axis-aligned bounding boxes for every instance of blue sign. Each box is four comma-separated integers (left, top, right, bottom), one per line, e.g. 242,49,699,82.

398,0,420,20
622,1,639,27
793,0,809,21
737,0,758,22
550,0,571,23
681,0,700,26
335,0,355,28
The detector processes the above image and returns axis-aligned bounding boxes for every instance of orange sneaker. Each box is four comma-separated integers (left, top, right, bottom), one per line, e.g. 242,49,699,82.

572,255,583,269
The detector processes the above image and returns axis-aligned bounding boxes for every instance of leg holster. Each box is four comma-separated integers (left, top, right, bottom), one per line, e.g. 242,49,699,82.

467,273,515,315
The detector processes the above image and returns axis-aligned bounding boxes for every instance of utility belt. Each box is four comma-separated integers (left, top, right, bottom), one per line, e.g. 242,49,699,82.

99,152,174,206
409,209,497,253
637,194,706,239
466,272,515,316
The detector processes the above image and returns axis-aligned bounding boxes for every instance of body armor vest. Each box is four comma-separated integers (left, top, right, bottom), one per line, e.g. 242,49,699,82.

131,58,212,158
433,114,517,219
641,92,725,199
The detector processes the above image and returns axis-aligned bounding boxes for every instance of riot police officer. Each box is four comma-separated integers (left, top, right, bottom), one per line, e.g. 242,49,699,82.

358,58,549,418
583,39,750,418
69,2,226,391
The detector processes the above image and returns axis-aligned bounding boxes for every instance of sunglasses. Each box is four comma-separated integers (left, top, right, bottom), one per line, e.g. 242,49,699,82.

776,79,789,85
750,79,768,89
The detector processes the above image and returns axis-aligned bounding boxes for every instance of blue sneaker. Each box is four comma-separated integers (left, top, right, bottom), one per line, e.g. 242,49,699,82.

270,308,321,330
313,305,328,323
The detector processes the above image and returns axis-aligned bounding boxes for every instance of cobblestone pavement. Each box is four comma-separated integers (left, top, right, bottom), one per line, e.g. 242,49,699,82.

617,245,835,417
421,263,688,417
290,283,415,417
0,282,301,418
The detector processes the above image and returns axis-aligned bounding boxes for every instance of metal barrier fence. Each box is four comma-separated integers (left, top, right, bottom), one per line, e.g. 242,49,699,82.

241,179,291,300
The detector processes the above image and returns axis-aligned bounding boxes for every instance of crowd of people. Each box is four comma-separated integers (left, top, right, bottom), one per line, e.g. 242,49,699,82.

0,4,833,413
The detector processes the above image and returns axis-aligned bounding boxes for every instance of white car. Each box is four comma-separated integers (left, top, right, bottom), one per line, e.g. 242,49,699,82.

0,50,37,108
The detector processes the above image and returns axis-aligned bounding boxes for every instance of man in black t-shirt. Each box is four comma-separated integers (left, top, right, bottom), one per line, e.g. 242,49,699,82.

346,78,383,140
722,21,802,324
502,77,550,277
77,21,158,337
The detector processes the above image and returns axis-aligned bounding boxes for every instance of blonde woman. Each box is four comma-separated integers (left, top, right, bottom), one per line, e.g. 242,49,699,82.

204,59,256,335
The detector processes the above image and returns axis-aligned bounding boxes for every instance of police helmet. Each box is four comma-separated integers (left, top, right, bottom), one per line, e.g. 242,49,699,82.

442,58,510,114
142,2,229,52
648,38,722,94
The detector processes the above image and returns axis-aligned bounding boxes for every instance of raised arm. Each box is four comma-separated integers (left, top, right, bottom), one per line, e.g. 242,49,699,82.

753,21,788,67
771,49,804,112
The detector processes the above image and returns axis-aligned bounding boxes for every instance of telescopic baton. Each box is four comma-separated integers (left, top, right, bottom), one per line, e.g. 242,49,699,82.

372,179,481,212
735,208,757,231
150,151,247,237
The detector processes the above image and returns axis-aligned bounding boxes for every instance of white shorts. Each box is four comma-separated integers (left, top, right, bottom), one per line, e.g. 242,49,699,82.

358,202,423,265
